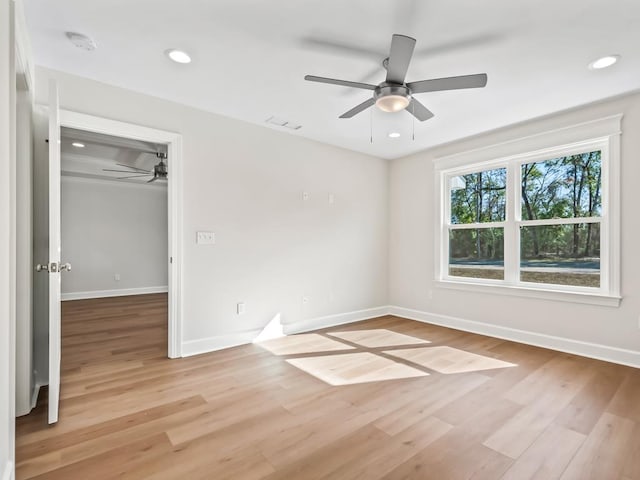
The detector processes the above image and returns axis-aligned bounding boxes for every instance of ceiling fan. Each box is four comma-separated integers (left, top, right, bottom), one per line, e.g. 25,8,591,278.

103,152,168,183
304,34,488,121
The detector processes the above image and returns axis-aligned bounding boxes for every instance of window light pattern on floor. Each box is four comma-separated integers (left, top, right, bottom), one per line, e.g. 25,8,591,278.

257,333,356,356
287,352,428,386
327,329,431,348
384,346,517,374
256,329,517,386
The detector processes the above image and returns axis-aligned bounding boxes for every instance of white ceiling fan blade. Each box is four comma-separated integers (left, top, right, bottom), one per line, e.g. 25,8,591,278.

408,98,435,122
116,163,152,173
304,75,377,91
103,168,149,174
408,74,488,93
339,98,375,119
117,174,152,179
386,34,416,84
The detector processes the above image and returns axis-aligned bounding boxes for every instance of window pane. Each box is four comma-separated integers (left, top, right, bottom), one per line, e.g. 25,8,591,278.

521,150,601,220
520,223,600,287
449,228,504,280
450,168,507,224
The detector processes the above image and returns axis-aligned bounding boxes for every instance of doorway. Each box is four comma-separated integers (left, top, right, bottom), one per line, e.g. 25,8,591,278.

59,111,183,359
30,106,183,424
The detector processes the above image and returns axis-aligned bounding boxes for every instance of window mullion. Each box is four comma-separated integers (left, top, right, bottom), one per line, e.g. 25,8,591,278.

504,162,519,284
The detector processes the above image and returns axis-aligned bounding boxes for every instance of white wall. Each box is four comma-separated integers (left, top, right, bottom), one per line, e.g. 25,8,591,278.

37,67,389,350
1,0,16,477
389,91,640,356
61,176,168,298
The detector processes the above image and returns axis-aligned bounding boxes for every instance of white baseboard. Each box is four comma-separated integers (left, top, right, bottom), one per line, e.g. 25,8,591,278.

2,461,14,480
179,304,640,368
283,306,390,335
61,286,168,301
30,383,41,410
389,305,640,368
181,329,262,357
181,306,390,357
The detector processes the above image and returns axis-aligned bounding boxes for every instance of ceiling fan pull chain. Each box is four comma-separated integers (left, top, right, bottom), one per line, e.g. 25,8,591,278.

370,108,373,144
412,100,415,141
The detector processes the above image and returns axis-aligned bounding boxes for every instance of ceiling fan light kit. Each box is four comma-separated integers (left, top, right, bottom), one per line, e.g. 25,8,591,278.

374,85,411,113
305,33,488,123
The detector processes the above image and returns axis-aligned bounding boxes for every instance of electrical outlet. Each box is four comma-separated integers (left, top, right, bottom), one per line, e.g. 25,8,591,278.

302,192,310,201
196,231,215,245
302,296,309,305
237,302,245,315
114,273,121,282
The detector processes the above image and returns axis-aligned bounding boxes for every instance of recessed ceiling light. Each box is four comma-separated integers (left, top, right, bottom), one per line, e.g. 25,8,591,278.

588,55,620,70
166,49,192,64
71,142,85,148
388,132,401,138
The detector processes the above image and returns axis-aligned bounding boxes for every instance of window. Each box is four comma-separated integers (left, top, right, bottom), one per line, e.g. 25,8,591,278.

435,116,621,305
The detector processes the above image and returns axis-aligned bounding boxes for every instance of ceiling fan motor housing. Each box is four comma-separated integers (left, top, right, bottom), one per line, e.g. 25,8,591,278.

374,83,411,112
155,161,168,178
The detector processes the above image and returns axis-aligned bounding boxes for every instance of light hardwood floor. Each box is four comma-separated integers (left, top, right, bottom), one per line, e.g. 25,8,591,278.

16,294,640,479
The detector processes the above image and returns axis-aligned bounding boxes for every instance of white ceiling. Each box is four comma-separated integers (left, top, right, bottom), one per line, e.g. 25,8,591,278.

61,128,167,185
25,0,640,159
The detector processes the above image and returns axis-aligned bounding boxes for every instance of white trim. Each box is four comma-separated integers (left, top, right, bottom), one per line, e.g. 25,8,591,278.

181,306,390,357
449,221,506,230
13,0,33,94
435,280,620,307
517,217,601,227
164,303,639,368
433,115,623,170
30,383,41,410
57,110,183,358
435,115,621,301
2,461,13,480
61,286,168,301
181,330,262,357
283,306,390,335
388,306,640,368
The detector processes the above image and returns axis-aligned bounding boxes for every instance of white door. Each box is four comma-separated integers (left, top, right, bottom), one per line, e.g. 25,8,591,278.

34,80,65,424
47,80,63,424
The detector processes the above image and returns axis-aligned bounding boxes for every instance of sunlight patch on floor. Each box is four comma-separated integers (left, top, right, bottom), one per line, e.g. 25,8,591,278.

384,346,517,374
286,352,428,386
253,313,285,343
327,329,431,348
256,333,356,356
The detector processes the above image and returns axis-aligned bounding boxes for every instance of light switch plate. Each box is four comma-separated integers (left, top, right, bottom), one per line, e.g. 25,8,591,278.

196,231,215,245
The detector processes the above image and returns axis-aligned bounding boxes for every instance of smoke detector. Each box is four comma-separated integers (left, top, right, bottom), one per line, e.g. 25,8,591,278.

65,32,97,51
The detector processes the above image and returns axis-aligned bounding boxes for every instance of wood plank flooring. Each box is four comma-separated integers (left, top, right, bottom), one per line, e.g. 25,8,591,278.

15,294,640,479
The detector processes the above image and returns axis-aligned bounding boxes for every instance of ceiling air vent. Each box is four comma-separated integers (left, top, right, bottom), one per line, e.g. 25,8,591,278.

265,116,302,131
65,32,97,51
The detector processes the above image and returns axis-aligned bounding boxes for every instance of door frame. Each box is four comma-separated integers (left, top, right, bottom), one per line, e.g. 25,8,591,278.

59,110,184,358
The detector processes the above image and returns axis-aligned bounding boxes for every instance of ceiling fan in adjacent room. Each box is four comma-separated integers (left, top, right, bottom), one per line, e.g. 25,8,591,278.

103,152,168,183
304,34,488,121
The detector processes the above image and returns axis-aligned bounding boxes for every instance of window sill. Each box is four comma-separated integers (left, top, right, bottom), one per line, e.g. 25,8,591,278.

435,279,621,307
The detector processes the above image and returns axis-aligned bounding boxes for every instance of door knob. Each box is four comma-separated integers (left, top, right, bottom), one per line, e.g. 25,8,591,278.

60,263,72,272
35,263,49,272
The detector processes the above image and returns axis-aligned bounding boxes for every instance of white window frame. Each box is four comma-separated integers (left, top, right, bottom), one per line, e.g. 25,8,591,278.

434,115,622,307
